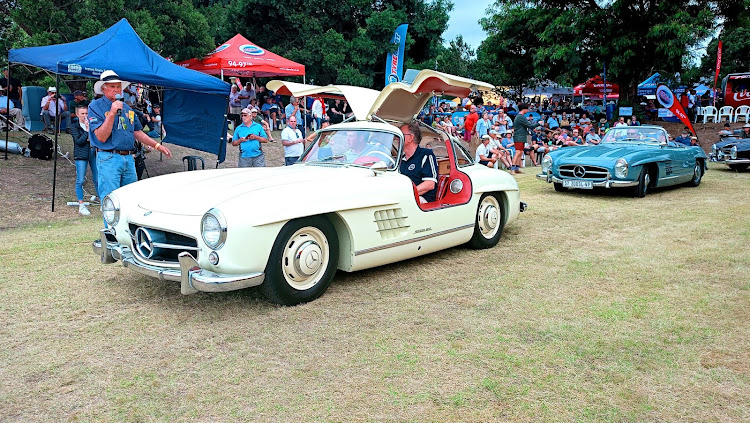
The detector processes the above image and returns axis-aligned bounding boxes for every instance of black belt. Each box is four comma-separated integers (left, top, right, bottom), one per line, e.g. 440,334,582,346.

96,148,134,155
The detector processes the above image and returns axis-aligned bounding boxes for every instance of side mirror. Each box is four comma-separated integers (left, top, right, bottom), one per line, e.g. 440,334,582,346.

370,161,388,174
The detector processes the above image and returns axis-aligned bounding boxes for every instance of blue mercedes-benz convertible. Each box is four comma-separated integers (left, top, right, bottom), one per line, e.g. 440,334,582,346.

536,125,708,197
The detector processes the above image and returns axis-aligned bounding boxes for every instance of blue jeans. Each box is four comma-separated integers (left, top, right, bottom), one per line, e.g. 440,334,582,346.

284,156,300,166
97,151,137,200
75,156,99,201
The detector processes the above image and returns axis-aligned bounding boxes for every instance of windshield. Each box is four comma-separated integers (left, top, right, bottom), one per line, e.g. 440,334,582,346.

602,127,667,144
301,129,399,169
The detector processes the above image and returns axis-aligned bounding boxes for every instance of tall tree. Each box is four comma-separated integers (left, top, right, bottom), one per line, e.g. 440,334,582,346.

698,0,750,82
219,0,452,88
479,0,714,101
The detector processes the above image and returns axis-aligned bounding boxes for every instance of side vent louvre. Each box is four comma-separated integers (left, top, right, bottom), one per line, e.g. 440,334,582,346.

374,208,409,239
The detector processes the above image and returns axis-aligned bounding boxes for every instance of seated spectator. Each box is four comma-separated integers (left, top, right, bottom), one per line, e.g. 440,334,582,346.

260,97,280,130
145,104,164,138
488,130,512,169
476,135,498,168
628,115,640,126
528,127,548,166
599,118,609,130
547,112,560,130
675,130,691,146
501,130,515,159
0,85,24,129
41,87,71,134
586,127,602,145
568,128,584,146
614,116,627,127
718,122,733,137
690,136,699,146
68,90,89,112
579,113,592,128
439,114,457,136
559,112,571,130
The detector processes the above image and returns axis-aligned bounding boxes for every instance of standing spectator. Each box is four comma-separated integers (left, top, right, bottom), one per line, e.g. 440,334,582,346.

281,115,305,165
239,81,254,109
476,111,492,139
687,89,697,122
0,85,25,129
89,70,172,216
228,85,242,128
41,87,71,134
311,96,325,131
0,66,23,108
511,103,538,174
68,90,89,112
462,105,479,144
284,96,305,137
70,105,98,216
232,107,268,167
250,107,274,141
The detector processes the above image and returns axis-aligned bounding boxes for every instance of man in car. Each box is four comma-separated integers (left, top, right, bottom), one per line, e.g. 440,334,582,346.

400,122,438,203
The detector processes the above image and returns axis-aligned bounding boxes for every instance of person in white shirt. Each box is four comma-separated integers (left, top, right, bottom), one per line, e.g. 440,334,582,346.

41,87,71,133
311,97,324,131
0,85,24,129
281,115,305,165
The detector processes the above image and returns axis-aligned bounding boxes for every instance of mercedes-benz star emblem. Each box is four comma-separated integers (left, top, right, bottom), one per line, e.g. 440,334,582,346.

134,227,155,259
573,166,586,178
306,251,320,267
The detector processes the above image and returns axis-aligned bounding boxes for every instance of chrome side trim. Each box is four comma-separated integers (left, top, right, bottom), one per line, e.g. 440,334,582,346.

354,223,474,256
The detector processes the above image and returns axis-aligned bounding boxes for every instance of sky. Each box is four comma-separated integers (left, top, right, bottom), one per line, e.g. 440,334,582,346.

443,1,495,50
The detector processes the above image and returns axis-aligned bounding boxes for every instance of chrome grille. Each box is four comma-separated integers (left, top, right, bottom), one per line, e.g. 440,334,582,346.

128,224,199,263
559,165,609,180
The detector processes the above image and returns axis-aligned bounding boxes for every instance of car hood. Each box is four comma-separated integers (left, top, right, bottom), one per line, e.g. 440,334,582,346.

551,143,660,165
117,165,395,216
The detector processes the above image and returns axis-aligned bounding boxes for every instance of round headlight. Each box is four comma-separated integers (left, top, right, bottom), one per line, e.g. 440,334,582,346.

201,209,227,250
542,155,553,173
731,146,738,159
614,158,628,179
102,195,120,226
711,144,717,153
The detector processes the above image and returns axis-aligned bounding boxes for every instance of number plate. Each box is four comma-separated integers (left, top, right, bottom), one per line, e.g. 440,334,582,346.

562,179,593,189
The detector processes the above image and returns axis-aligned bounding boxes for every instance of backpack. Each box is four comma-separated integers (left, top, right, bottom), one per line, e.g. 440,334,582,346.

28,134,53,160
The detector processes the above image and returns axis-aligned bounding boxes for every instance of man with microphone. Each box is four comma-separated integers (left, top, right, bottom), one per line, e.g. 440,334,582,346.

88,70,172,209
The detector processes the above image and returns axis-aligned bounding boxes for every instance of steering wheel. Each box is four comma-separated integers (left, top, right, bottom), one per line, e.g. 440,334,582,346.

353,150,396,167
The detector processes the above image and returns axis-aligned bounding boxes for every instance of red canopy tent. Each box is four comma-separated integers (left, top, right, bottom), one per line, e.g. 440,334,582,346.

177,34,305,78
573,75,619,99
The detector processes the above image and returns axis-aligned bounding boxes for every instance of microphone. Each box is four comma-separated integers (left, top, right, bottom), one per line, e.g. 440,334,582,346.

115,94,123,116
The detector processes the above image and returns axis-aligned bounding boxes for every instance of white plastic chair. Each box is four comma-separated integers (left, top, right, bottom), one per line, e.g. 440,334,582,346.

733,105,750,123
717,106,734,123
703,106,718,123
694,106,703,123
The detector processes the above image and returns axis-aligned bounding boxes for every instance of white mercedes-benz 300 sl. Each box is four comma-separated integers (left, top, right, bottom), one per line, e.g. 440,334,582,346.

93,70,526,305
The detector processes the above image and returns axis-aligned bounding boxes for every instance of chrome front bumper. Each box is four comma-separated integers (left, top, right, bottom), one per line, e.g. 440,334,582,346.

535,173,638,188
726,158,750,165
92,229,264,295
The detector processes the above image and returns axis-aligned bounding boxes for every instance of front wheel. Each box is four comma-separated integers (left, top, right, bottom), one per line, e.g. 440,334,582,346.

262,216,339,305
687,161,703,187
631,167,650,198
553,182,567,192
467,193,505,249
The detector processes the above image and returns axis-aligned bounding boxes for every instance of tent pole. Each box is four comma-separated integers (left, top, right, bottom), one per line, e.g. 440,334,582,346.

4,57,10,161
303,75,307,130
51,72,60,212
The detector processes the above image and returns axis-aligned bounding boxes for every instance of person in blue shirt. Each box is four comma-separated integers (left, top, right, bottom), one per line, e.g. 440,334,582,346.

674,130,691,146
399,122,438,203
232,107,268,167
88,70,172,212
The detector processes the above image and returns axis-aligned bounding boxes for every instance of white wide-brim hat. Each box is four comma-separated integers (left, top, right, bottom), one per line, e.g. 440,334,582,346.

94,70,131,95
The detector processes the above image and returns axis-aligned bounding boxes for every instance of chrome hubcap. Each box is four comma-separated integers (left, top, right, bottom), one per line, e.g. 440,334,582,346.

644,173,650,192
694,165,701,181
478,196,501,239
282,227,329,290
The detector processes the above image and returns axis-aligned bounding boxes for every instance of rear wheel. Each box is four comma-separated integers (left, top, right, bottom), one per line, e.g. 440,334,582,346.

262,216,338,306
687,161,703,187
467,193,504,249
553,182,568,192
631,167,650,198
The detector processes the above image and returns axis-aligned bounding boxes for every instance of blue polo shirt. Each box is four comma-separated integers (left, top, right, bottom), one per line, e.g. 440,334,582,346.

400,146,438,202
88,96,143,151
233,122,267,158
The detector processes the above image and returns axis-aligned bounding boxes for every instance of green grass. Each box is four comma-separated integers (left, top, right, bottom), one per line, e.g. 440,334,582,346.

1,163,749,422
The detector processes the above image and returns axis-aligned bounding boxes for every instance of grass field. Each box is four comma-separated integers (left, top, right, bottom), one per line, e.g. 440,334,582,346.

1,163,748,422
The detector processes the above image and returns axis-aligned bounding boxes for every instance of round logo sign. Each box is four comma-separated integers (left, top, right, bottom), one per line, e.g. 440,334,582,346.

211,44,230,55
656,86,673,108
408,164,416,171
239,44,265,56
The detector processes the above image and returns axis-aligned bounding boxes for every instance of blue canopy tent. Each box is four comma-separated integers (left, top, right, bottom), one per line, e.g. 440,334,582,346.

637,73,660,96
8,19,230,210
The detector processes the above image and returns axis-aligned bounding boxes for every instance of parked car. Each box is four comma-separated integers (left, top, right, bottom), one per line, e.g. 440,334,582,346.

537,125,707,197
710,133,750,171
93,70,526,305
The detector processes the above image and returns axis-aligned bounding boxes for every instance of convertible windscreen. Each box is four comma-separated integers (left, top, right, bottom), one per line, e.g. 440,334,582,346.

602,127,667,144
301,130,398,168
